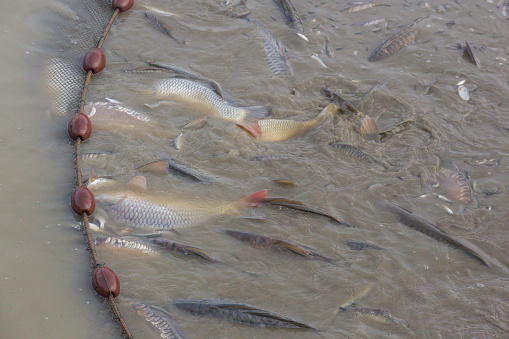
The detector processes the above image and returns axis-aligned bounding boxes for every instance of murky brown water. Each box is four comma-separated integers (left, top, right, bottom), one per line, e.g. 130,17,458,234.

2,0,509,337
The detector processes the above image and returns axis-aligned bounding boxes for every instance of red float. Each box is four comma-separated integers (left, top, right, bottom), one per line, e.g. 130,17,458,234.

82,48,106,74
71,186,95,216
68,113,92,141
92,266,120,298
112,0,134,12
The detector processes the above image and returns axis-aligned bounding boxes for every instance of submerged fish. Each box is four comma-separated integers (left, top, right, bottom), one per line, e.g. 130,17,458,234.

93,236,157,255
92,176,267,230
150,238,217,262
322,88,362,114
368,17,425,62
273,0,305,34
353,307,408,327
342,2,386,13
144,12,183,44
223,229,335,262
137,158,214,182
382,200,490,267
124,298,187,339
347,240,385,251
361,18,386,27
153,77,272,137
249,19,293,78
337,284,374,312
437,166,471,203
249,154,294,161
83,102,157,134
264,197,352,227
172,299,316,329
328,143,388,170
258,103,338,141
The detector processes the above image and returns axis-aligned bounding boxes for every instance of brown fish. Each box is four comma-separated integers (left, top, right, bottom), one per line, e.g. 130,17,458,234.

328,143,388,170
273,0,305,34
359,117,380,143
382,200,490,267
144,12,183,44
264,197,352,227
150,238,217,262
258,103,338,141
223,228,335,262
437,166,471,203
368,17,426,62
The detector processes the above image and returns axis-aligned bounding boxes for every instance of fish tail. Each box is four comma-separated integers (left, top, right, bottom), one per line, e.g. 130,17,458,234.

237,105,272,138
229,189,268,212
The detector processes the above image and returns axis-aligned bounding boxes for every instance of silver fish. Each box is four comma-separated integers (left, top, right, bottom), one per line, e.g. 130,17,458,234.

250,19,293,78
144,12,183,44
383,200,490,267
153,77,271,137
342,2,387,13
124,298,187,339
361,18,386,27
172,299,316,329
328,143,388,170
93,176,268,230
150,238,217,262
136,158,214,182
353,307,408,327
93,236,156,255
249,154,294,161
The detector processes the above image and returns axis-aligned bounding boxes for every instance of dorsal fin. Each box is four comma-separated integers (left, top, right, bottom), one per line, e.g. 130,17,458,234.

125,176,147,193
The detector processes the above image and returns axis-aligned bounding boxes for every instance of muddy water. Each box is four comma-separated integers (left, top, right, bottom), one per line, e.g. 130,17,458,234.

2,0,509,337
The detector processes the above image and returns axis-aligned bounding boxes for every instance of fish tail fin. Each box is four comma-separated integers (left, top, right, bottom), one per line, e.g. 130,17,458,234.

228,189,268,213
237,105,272,138
319,103,339,119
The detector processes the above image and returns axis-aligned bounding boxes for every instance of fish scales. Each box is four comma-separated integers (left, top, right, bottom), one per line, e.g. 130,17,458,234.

329,143,387,169
250,19,293,78
368,18,423,62
172,299,315,329
94,236,157,255
127,298,187,339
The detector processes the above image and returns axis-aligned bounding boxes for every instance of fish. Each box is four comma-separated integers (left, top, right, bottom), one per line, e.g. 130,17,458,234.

249,154,294,161
136,158,214,182
152,77,272,138
143,5,178,17
359,117,380,143
93,236,157,255
328,143,388,170
83,102,158,134
264,197,352,227
92,176,267,230
258,103,338,141
150,238,217,262
322,88,362,114
361,18,386,27
273,0,305,34
144,12,183,44
437,166,471,203
382,200,490,267
81,152,117,161
124,298,187,339
172,299,316,329
249,19,293,78
311,54,327,68
222,229,335,263
271,178,296,187
337,284,374,312
341,2,386,13
464,40,480,67
347,240,385,251
353,307,408,327
368,17,425,62
147,62,231,102
44,57,85,116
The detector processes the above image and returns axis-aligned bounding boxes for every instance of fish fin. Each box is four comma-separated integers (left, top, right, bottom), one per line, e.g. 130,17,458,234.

316,103,339,120
236,120,261,138
275,240,312,258
124,176,147,193
243,105,272,120
183,116,207,130
233,189,268,211
136,160,169,175
359,117,380,143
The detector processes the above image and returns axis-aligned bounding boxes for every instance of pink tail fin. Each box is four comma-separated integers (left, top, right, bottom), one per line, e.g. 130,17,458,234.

237,120,262,138
239,189,268,207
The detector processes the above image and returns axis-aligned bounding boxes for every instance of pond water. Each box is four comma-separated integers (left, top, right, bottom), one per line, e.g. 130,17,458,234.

1,0,508,337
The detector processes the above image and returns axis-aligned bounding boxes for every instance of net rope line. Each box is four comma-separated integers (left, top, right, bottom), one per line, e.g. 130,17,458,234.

73,7,134,339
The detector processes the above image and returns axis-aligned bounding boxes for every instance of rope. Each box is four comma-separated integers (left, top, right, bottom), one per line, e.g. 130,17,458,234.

72,7,133,339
